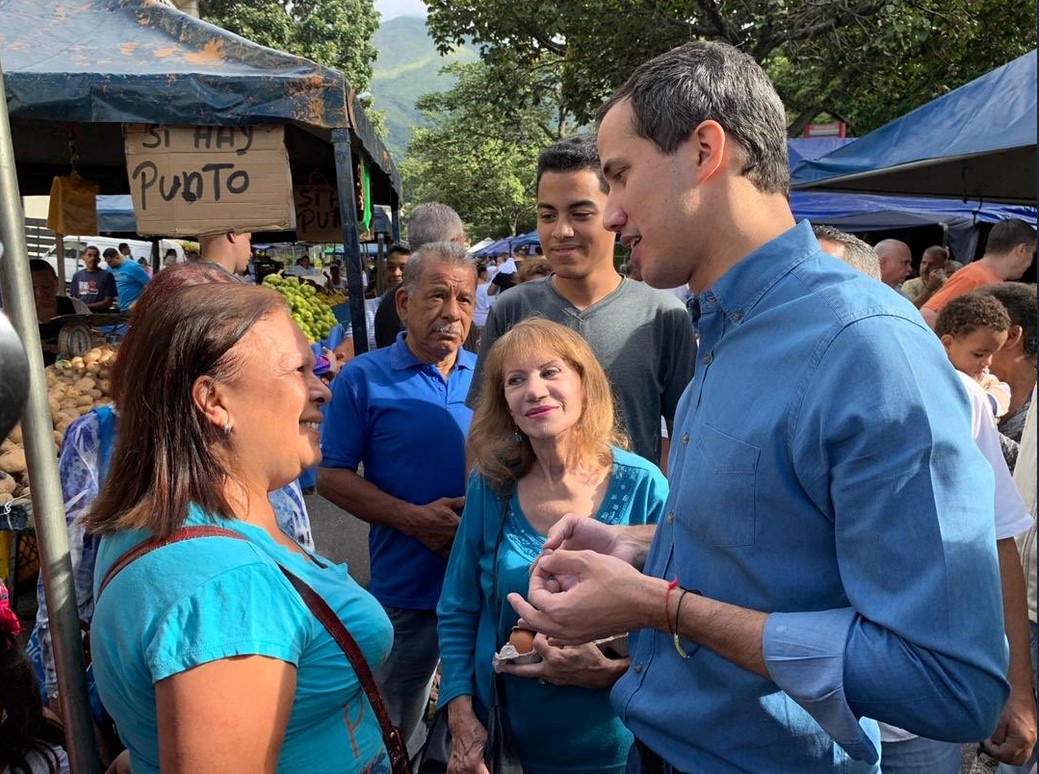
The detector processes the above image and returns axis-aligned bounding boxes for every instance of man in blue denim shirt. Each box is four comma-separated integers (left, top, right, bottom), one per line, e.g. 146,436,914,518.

509,41,1010,773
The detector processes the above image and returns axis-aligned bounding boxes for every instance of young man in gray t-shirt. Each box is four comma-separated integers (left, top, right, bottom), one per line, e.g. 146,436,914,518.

469,135,696,464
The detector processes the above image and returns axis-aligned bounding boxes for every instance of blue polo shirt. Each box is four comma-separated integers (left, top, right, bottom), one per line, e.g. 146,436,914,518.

320,332,475,609
109,260,151,310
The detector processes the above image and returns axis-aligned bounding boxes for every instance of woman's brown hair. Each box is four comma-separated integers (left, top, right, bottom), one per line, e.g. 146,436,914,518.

466,317,626,493
109,261,240,404
515,256,551,284
82,283,286,538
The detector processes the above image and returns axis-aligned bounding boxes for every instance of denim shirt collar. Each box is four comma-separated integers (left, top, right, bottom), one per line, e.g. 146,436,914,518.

692,220,818,328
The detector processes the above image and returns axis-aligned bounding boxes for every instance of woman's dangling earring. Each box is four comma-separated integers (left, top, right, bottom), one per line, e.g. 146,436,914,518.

513,427,523,444
223,421,233,436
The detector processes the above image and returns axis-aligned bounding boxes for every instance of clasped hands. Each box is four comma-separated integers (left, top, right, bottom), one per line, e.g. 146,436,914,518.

507,514,656,646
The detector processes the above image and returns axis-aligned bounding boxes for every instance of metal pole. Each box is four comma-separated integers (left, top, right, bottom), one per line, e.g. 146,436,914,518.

332,128,368,355
0,58,100,773
391,203,401,243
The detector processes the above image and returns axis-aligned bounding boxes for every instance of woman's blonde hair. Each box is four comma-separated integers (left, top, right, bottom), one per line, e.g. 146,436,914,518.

467,318,626,492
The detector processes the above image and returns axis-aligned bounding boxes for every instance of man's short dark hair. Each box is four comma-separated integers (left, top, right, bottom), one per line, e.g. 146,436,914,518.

388,243,411,258
597,40,789,196
985,219,1036,255
29,258,55,275
934,292,1011,339
980,282,1037,359
118,242,130,251
536,134,608,193
102,247,120,259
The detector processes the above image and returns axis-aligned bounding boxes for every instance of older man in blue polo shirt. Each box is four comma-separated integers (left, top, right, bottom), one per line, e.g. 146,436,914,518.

318,241,477,753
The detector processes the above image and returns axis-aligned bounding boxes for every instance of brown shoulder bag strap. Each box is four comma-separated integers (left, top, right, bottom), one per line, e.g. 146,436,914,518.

276,567,405,756
98,525,242,597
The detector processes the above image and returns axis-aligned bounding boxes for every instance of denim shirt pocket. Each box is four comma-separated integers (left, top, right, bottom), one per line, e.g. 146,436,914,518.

694,424,760,547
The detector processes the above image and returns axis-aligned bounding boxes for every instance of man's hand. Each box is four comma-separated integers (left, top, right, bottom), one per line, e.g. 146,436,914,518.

921,266,946,291
405,496,464,557
983,686,1037,765
508,549,661,645
543,515,655,569
447,698,490,774
497,633,628,689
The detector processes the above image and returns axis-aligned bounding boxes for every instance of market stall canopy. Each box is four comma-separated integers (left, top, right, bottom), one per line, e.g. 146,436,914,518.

0,0,401,205
789,191,1035,231
787,138,853,168
789,190,1036,260
471,230,542,257
791,50,1037,205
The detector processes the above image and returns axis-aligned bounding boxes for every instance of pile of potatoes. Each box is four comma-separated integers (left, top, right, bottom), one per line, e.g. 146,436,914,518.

0,345,117,505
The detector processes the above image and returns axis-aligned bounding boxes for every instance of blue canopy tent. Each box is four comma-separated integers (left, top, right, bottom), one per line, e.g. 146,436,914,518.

791,50,1037,204
789,191,1036,261
512,230,541,250
1,0,402,340
785,137,1037,258
473,237,513,257
787,137,853,167
472,232,534,257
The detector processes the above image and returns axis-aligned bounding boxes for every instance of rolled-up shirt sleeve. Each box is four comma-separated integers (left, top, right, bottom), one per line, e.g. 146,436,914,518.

764,608,877,762
773,314,1009,750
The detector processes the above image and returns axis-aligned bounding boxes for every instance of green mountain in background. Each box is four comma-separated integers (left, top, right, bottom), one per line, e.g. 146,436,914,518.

372,16,478,161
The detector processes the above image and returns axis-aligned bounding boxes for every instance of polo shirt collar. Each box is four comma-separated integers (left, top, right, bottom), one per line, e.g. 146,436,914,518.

696,220,817,327
389,331,477,372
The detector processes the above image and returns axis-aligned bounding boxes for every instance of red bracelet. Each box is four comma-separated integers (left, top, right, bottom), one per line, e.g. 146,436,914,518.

664,578,680,634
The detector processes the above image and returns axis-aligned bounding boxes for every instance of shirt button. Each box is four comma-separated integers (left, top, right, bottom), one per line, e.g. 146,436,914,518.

701,353,713,365
633,663,643,674
681,433,690,445
666,512,675,524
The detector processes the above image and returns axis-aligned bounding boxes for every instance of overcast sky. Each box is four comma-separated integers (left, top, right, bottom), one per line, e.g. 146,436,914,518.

375,0,427,20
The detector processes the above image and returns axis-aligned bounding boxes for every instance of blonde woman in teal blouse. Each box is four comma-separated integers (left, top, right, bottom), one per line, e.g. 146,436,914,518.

438,319,668,774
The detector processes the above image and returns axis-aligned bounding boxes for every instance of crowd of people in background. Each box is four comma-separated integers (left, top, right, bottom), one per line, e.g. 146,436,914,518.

3,38,1037,774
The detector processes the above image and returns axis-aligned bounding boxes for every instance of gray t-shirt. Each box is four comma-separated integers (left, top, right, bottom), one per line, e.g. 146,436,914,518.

468,276,697,463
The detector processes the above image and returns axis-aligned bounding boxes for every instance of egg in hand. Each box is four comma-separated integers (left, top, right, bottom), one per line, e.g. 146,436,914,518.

508,627,537,654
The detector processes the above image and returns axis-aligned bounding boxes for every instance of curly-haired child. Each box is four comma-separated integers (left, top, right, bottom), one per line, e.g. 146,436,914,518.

935,291,1013,417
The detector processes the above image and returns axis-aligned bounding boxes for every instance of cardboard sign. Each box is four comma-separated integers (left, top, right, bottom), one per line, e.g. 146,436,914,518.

47,172,98,235
124,125,294,237
294,184,342,242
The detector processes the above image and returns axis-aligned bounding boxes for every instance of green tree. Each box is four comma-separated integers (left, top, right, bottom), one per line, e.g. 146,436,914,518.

199,0,380,92
426,0,1036,135
400,60,567,239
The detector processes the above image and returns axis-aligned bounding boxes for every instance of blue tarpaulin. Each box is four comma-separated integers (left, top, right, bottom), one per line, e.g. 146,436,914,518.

791,50,1037,204
787,138,853,167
